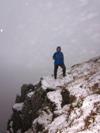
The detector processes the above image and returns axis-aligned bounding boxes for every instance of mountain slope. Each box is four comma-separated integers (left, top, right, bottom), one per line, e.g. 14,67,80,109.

7,56,100,133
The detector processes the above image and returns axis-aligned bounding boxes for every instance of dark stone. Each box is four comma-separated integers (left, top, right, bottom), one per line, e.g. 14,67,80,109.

61,89,70,107
27,84,34,91
21,84,29,101
31,88,46,115
21,97,33,132
46,88,55,92
15,95,22,103
21,84,34,101
80,85,83,88
7,84,56,133
91,83,100,94
34,79,42,89
35,123,44,132
7,109,22,133
69,95,76,103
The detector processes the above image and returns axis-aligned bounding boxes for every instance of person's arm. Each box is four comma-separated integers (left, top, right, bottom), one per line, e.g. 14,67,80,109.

62,52,64,61
53,53,56,60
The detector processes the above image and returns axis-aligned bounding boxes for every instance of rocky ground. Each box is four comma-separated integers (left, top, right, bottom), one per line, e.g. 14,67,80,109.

7,56,100,133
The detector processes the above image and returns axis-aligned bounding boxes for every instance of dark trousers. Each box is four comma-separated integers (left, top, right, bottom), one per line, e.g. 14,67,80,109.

54,64,66,79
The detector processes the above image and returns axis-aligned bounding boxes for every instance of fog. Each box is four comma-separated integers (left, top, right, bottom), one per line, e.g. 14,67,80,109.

0,0,100,131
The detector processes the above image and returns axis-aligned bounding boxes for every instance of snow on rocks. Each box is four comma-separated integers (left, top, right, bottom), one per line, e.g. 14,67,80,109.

13,103,24,111
8,56,100,133
47,114,67,133
67,82,90,98
27,91,34,98
82,94,100,110
62,94,100,133
47,90,62,110
39,56,100,133
33,108,53,129
42,75,73,90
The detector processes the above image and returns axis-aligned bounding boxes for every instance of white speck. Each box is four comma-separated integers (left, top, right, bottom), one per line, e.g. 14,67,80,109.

27,91,34,98
0,29,3,33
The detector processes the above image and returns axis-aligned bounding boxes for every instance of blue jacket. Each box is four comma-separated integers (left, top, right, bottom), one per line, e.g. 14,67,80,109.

53,51,64,65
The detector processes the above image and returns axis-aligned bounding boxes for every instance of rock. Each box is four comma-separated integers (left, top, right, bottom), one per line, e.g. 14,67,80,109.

31,88,47,115
31,87,55,119
21,84,34,101
7,108,22,133
21,97,33,132
15,95,22,103
7,56,100,133
61,89,70,107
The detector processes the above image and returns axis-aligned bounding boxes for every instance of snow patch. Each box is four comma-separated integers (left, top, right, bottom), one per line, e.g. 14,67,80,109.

13,103,24,111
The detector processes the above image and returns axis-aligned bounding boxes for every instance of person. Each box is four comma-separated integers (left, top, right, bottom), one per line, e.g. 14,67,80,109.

53,46,66,79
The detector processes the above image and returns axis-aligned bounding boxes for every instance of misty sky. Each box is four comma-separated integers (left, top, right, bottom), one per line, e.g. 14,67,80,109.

0,0,100,131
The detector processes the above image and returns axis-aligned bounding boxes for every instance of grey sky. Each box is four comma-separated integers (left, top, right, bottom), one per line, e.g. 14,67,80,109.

0,0,100,131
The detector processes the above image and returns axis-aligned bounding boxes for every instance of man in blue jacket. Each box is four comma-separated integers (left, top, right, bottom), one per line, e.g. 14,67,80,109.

53,46,66,79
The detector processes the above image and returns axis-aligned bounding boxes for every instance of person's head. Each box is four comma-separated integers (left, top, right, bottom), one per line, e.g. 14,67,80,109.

56,46,61,52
